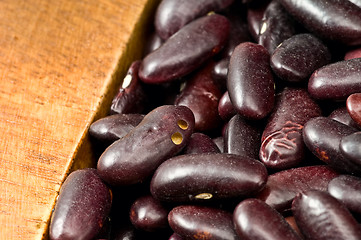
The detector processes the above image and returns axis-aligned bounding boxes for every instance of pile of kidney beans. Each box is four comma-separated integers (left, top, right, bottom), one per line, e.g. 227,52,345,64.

49,0,361,239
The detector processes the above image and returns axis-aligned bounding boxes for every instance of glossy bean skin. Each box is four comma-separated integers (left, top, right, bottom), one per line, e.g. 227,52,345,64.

224,114,261,159
218,91,236,121
144,31,164,55
139,14,230,84
212,59,229,89
347,93,361,127
150,153,268,202
308,58,361,100
233,199,302,240
340,132,361,165
110,61,147,114
329,107,360,129
227,42,274,120
246,1,270,41
328,175,361,215
155,0,234,40
256,165,339,212
271,34,331,83
129,195,169,232
212,136,225,153
97,105,195,186
279,0,361,45
292,190,361,240
260,88,321,169
302,117,361,174
169,233,184,240
345,47,361,60
168,205,239,240
89,114,144,145
49,169,112,240
258,0,296,54
175,62,223,132
183,132,220,154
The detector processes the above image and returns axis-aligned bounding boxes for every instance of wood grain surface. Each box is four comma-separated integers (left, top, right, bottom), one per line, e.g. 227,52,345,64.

0,0,158,239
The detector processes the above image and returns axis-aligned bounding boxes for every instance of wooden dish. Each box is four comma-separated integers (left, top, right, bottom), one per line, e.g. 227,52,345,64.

0,0,158,238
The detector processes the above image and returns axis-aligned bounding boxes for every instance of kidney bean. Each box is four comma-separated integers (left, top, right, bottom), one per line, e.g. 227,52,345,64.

150,153,268,202
212,136,225,153
279,0,361,45
155,0,234,40
212,59,229,90
302,117,361,174
224,114,261,159
340,131,361,166
227,42,274,120
175,62,223,132
183,132,220,155
168,205,239,240
110,61,147,114
89,113,144,145
259,88,321,169
144,31,164,55
218,91,236,121
329,107,360,129
233,198,301,240
256,165,339,212
270,33,331,83
328,175,361,215
246,0,270,41
139,14,230,84
292,190,361,240
308,58,361,101
258,0,296,54
97,105,195,186
49,169,112,240
169,233,184,240
129,195,169,232
344,47,361,60
346,93,361,127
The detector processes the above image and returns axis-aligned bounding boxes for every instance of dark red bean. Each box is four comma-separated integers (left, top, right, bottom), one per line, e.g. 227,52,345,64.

144,31,164,55
129,195,169,232
175,62,223,132
345,47,361,60
183,132,220,154
302,117,361,174
97,105,195,186
139,14,230,84
233,199,302,240
279,0,361,45
227,42,274,120
292,190,361,240
340,131,361,166
308,58,361,100
49,169,112,240
169,233,184,240
110,61,147,114
346,93,361,127
168,205,239,240
260,88,321,169
224,114,261,159
258,0,296,54
329,107,360,129
212,58,229,89
155,0,234,40
246,1,270,41
212,136,225,153
256,165,339,212
328,175,361,215
89,113,144,145
218,91,236,121
150,153,268,202
270,33,331,83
